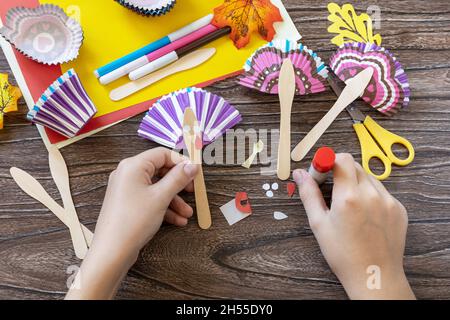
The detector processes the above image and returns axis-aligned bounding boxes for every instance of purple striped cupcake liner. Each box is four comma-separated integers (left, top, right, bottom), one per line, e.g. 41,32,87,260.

27,69,97,138
138,87,242,149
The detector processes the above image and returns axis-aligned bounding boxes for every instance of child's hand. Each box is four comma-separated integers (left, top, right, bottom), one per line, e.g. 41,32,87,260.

293,153,415,300
92,147,198,262
67,147,198,299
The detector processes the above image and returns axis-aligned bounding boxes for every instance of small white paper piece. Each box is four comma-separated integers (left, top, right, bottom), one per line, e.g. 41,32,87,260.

274,211,288,220
263,183,270,191
220,199,251,226
272,183,279,190
266,190,274,198
242,140,264,169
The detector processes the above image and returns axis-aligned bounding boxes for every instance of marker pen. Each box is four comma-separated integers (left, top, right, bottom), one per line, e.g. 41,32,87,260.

94,14,213,80
308,147,336,185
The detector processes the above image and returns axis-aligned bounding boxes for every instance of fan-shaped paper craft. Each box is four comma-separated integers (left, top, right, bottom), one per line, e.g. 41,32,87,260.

138,87,242,149
0,4,84,65
327,2,382,47
115,0,177,16
330,42,410,115
27,69,97,138
239,39,328,95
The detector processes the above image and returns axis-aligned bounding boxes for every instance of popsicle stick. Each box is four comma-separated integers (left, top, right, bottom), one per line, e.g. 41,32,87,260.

291,67,375,162
277,59,296,180
110,48,216,101
48,147,89,259
10,167,93,247
183,108,212,230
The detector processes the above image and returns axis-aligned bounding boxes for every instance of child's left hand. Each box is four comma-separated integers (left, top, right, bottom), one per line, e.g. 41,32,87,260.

66,147,199,300
91,147,199,264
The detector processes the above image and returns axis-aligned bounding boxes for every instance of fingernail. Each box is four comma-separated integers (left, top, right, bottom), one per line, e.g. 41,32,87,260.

183,161,199,178
293,169,306,185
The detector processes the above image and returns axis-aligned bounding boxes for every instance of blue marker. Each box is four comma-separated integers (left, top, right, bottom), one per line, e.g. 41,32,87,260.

94,14,213,79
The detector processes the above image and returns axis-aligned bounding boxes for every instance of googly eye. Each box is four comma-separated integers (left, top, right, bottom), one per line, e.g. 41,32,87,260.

272,183,279,191
262,183,270,191
266,190,274,198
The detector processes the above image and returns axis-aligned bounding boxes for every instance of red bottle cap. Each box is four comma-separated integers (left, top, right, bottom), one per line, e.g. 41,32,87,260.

312,147,336,173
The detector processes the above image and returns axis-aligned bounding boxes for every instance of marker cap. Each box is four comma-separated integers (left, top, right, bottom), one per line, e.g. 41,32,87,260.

312,147,336,173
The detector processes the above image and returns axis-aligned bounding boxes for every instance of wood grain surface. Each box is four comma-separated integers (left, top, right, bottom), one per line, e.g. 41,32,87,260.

1,0,449,300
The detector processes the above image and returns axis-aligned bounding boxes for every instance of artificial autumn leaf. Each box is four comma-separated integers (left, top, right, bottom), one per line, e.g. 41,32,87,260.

0,73,22,129
327,2,382,47
212,0,283,49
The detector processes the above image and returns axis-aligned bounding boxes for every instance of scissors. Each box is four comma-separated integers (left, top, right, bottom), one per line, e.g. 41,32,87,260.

327,68,415,181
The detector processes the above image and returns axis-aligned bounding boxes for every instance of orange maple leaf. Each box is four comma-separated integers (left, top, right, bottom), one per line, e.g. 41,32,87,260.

212,0,283,49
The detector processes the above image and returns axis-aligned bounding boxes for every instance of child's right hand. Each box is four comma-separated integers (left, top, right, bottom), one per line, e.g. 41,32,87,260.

293,153,415,300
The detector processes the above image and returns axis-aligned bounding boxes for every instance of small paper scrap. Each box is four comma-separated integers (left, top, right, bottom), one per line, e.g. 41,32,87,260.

0,73,22,129
287,182,296,197
274,211,288,220
242,140,264,169
220,192,252,226
263,183,273,198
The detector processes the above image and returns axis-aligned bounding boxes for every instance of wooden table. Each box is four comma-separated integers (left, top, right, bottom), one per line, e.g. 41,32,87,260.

1,0,449,300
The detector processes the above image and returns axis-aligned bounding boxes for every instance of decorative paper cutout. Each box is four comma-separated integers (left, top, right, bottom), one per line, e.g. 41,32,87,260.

0,4,83,65
115,0,177,16
274,211,288,220
212,0,283,49
330,42,410,115
0,73,22,129
263,183,278,198
239,39,328,95
220,192,252,226
235,192,252,214
287,182,296,197
139,87,242,148
27,69,97,138
327,3,382,47
242,140,264,168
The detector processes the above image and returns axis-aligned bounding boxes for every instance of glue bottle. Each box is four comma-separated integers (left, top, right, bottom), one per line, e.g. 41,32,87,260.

308,147,336,185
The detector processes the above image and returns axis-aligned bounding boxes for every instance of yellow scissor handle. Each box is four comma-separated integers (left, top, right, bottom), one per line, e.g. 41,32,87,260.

363,116,415,166
353,122,392,180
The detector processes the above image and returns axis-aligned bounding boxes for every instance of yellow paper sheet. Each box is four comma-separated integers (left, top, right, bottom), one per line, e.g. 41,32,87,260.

37,0,299,118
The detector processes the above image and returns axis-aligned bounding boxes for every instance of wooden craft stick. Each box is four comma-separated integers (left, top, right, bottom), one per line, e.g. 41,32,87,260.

291,67,375,162
10,167,94,246
277,59,296,180
48,147,89,259
110,48,216,101
183,108,212,230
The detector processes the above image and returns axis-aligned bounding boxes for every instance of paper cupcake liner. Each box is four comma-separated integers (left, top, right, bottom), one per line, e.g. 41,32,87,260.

330,42,410,115
115,0,177,17
239,39,328,95
138,87,242,149
27,69,97,138
0,4,84,65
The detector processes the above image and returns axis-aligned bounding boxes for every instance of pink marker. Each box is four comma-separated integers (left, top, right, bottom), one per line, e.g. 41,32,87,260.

99,23,218,85
127,24,219,81
308,147,336,185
